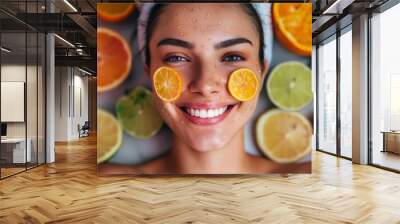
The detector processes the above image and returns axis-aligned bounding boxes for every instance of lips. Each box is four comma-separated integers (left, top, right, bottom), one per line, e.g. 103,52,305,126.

178,103,237,125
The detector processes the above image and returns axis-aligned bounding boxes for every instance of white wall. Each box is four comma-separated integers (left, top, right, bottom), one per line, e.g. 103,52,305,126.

55,67,69,141
1,64,46,164
1,65,39,138
54,67,89,141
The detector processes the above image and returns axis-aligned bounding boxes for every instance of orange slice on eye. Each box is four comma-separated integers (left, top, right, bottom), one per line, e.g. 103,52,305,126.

228,68,259,101
153,67,183,102
272,3,312,56
97,3,135,23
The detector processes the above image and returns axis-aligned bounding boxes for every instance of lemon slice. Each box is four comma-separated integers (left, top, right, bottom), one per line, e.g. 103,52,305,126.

116,86,163,139
97,109,122,164
267,61,312,111
153,66,183,102
228,68,259,101
256,109,312,163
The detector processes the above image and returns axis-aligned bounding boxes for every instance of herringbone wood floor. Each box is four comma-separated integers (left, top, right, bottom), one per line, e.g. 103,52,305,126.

1,135,400,224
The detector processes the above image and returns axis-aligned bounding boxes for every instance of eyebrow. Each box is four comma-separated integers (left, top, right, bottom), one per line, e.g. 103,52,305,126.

156,37,253,50
214,38,253,49
157,38,194,49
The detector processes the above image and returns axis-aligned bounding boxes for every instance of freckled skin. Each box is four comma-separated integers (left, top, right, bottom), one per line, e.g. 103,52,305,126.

148,4,265,152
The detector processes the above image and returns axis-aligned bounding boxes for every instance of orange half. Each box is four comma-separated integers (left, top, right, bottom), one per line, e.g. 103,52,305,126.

97,3,135,23
272,3,312,56
97,28,132,92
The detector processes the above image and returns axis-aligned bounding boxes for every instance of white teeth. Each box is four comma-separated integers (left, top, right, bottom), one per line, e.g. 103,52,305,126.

186,106,228,118
200,110,207,118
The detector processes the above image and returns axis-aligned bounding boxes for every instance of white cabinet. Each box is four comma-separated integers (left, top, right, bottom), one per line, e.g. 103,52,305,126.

1,138,31,163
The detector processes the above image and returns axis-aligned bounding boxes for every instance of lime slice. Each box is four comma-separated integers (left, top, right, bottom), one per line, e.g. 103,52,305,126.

97,109,122,164
256,109,312,163
116,86,163,139
267,61,312,111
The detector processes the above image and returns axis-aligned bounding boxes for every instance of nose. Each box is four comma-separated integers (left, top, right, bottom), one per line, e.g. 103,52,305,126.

188,63,224,97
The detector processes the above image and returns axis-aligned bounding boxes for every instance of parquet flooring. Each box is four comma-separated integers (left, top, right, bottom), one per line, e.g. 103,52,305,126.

1,135,400,223
1,167,25,178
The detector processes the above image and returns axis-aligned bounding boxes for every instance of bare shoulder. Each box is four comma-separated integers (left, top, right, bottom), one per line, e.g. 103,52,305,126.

246,154,311,174
98,155,170,175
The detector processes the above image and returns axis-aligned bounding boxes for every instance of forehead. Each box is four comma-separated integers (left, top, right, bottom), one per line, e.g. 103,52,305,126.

151,3,259,44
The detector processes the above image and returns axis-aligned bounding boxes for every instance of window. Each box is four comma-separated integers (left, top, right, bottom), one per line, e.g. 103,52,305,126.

339,28,352,158
0,1,47,179
370,3,400,171
317,36,337,154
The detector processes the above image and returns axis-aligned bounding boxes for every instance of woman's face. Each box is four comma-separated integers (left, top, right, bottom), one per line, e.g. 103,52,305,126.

148,3,267,152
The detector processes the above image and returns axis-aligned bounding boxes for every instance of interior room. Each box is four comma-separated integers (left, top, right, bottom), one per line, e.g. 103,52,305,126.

0,11,46,178
314,0,400,172
0,0,96,179
0,0,399,223
370,4,400,171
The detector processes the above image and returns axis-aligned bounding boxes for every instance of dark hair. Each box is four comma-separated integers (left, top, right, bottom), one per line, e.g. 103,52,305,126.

144,3,265,71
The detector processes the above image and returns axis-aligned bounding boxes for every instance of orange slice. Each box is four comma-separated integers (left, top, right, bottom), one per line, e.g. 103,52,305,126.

256,109,312,163
97,28,132,92
228,68,259,101
153,67,183,102
97,3,135,23
272,3,312,56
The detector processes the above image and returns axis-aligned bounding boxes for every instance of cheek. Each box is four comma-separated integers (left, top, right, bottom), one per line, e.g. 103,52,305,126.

238,97,259,119
154,95,172,116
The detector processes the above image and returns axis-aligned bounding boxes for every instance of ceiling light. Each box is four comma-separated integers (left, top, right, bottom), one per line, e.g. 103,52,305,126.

63,0,78,12
322,0,355,15
323,0,342,14
54,34,75,48
1,47,11,53
78,67,93,76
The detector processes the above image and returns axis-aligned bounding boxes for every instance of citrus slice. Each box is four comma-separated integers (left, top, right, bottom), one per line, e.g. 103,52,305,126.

116,86,164,139
97,109,122,164
267,61,312,111
228,68,259,101
256,109,312,163
97,3,135,23
272,3,312,56
153,66,183,102
97,28,132,92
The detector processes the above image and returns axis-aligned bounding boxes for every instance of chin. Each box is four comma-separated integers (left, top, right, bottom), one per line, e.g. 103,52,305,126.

184,132,231,152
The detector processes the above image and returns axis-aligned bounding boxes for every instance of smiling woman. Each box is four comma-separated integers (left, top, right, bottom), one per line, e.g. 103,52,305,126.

98,3,311,174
